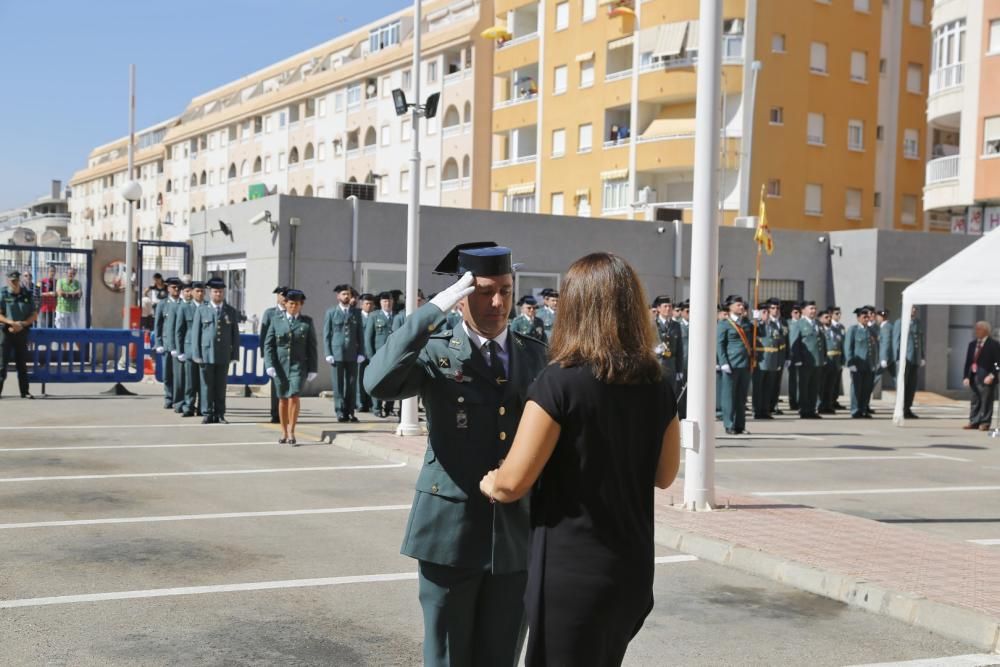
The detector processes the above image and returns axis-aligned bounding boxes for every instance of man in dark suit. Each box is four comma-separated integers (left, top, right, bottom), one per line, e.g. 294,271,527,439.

323,284,365,423
963,321,1000,431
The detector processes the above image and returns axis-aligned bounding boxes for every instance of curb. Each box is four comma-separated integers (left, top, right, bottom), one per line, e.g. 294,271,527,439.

654,521,1000,654
321,432,424,468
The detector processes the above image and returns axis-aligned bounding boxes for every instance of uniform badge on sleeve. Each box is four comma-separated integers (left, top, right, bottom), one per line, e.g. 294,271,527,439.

437,357,451,369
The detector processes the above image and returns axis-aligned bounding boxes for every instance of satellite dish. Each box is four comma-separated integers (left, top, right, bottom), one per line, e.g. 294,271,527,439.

40,230,62,247
11,228,36,246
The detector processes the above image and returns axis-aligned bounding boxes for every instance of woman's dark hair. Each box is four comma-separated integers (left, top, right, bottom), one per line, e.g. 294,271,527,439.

548,252,661,384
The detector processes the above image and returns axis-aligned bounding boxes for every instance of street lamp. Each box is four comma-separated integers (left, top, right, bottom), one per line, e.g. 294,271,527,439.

121,176,142,329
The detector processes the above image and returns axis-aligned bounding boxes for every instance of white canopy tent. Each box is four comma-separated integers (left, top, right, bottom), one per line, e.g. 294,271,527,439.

893,229,1000,424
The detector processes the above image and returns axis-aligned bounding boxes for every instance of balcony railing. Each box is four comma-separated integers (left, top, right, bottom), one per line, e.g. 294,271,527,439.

929,63,964,95
444,69,472,85
497,32,538,49
494,92,537,110
442,124,463,138
441,178,461,191
605,68,633,82
492,154,537,168
346,148,361,159
925,154,960,184
603,137,632,149
363,145,377,155
635,131,695,144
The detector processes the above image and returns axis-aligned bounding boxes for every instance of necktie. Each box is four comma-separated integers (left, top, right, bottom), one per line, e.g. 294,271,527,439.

487,340,506,383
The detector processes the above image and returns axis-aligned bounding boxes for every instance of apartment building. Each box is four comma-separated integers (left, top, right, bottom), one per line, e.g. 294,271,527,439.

68,0,494,248
923,0,1000,234
489,0,931,231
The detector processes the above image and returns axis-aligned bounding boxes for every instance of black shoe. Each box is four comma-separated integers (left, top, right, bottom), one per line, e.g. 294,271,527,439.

337,416,349,423
904,411,919,419
772,409,784,415
217,417,228,424
818,408,835,415
201,416,214,424
834,402,846,410
801,413,823,419
21,393,34,400
289,437,298,447
725,428,737,435
348,415,360,423
174,407,185,414
164,403,174,410
862,413,873,419
182,412,195,418
278,437,287,445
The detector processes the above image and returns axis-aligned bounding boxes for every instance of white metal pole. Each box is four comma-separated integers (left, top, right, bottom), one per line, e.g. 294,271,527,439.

123,64,136,329
397,0,423,437
683,0,723,510
738,61,762,218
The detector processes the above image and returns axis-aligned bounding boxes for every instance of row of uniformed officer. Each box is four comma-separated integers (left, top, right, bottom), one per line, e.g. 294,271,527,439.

0,270,38,399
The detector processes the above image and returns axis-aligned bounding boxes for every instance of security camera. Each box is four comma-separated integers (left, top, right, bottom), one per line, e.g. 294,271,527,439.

817,235,827,243
249,210,272,225
289,217,302,227
657,226,666,234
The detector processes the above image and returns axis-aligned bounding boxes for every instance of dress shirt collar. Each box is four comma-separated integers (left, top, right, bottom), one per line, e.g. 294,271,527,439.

462,321,508,353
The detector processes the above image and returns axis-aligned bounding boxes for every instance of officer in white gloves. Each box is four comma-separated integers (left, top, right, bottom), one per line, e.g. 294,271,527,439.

322,284,365,423
264,289,317,445
152,277,181,409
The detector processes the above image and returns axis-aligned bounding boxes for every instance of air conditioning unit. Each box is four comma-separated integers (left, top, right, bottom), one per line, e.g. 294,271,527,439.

11,227,36,246
338,182,376,201
40,230,62,247
637,186,656,205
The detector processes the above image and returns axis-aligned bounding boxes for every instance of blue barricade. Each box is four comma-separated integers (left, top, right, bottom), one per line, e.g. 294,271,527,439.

152,333,268,386
26,328,145,384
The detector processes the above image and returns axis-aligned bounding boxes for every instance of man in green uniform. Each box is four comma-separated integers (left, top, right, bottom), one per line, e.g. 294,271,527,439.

365,291,399,418
365,243,547,667
536,288,557,339
175,281,206,417
764,299,788,415
893,305,925,419
717,294,753,434
653,296,683,398
818,308,844,414
193,277,240,424
830,306,848,409
0,270,38,399
153,277,181,409
790,300,826,419
677,299,690,418
510,295,547,342
357,293,377,414
845,307,876,418
787,303,802,411
752,301,781,419
259,286,287,424
323,284,365,423
876,308,895,390
169,282,194,413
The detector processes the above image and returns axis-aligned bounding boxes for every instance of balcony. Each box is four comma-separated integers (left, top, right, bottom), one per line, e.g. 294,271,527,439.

498,32,538,50
441,178,462,191
603,137,632,149
925,154,959,184
929,63,964,95
924,154,963,211
444,69,472,85
605,69,633,82
493,154,537,168
927,63,965,128
494,92,537,110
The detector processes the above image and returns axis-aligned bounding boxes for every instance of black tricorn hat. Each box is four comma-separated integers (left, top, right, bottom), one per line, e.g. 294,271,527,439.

273,285,287,294
724,294,745,307
376,291,394,301
433,242,515,276
284,289,306,302
652,295,672,307
205,277,226,289
517,295,538,307
165,277,182,286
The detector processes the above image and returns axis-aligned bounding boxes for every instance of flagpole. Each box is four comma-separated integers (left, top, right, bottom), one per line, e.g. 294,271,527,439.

751,185,766,370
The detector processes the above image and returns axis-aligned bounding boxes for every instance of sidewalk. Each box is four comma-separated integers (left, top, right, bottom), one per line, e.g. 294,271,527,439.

318,429,1000,654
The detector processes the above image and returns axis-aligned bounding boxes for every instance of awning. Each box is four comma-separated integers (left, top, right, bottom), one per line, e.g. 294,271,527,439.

686,20,699,51
507,182,535,196
608,35,635,50
601,168,629,180
427,8,449,21
654,22,688,58
576,51,595,62
640,117,696,139
574,188,590,198
598,0,619,5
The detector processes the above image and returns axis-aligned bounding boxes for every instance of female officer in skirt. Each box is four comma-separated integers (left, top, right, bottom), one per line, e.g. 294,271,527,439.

264,289,318,445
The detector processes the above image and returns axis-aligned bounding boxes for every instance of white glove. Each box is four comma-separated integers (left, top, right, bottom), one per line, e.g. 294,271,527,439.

752,309,761,320
848,365,857,372
307,372,317,383
155,346,165,354
170,350,179,357
920,359,926,367
266,367,277,378
794,362,803,367
193,357,203,364
720,364,732,374
675,373,684,383
356,354,366,363
178,354,187,362
880,360,888,368
325,355,335,364
430,271,475,313
654,343,666,355
784,360,791,369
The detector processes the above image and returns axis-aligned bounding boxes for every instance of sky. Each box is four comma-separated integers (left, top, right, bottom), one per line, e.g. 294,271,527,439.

0,0,411,211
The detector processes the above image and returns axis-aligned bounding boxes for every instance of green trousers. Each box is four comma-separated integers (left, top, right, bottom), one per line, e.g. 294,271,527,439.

199,363,229,419
720,367,751,431
797,366,820,416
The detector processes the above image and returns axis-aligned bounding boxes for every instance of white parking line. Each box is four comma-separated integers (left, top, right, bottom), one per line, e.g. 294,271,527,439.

968,539,1000,546
752,485,1000,497
913,452,974,463
716,455,967,464
844,655,1000,666
718,434,824,441
0,504,413,530
0,462,407,484
0,423,262,431
0,557,695,609
0,442,276,453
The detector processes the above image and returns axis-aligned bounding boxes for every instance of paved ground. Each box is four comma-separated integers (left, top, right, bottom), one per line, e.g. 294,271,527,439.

0,383,994,665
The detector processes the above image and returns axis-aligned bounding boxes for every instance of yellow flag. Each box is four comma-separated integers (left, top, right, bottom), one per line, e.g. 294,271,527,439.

754,185,774,255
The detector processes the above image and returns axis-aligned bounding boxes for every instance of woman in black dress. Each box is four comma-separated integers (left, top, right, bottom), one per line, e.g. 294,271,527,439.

480,252,681,666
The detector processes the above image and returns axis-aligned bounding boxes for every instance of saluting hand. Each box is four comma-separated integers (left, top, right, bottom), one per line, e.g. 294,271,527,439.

430,272,475,314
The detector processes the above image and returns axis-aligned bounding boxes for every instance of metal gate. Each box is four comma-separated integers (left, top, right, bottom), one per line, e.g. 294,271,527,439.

0,244,94,328
137,240,191,294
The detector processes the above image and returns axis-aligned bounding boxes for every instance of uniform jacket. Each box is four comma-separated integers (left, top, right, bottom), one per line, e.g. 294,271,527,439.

656,317,684,373
878,322,896,369
825,324,845,368
867,322,881,366
679,319,690,371
845,323,877,371
717,316,753,369
323,305,364,361
173,299,202,358
963,336,1000,383
791,317,827,367
537,305,556,336
0,286,36,339
892,318,925,364
154,298,179,350
193,301,241,365
264,314,318,394
754,318,784,372
510,313,547,342
259,306,284,354
365,309,397,359
364,303,548,574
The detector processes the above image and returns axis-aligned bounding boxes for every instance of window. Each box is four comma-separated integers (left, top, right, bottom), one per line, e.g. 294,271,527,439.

425,165,436,188
984,116,1000,155
903,129,919,158
767,179,781,197
848,120,865,151
909,0,924,26
318,98,327,117
580,59,594,88
402,118,412,141
400,169,410,192
334,93,344,113
769,106,784,125
556,2,569,30
379,177,389,196
264,116,272,133
845,188,862,220
807,113,825,145
552,128,566,157
851,51,868,81
553,65,567,94
990,20,1000,54
427,61,438,83
772,34,786,53
854,0,870,12
347,83,362,107
877,125,885,140
906,63,923,93
551,192,565,215
901,195,918,225
810,42,828,73
369,20,401,53
602,178,629,212
317,185,325,198
507,193,536,213
426,115,438,135
874,192,882,208
578,123,593,152
381,125,391,146
318,143,326,161
879,58,887,75
381,76,391,97
582,0,596,22
278,152,287,170
402,69,412,89
805,183,823,215
263,156,272,173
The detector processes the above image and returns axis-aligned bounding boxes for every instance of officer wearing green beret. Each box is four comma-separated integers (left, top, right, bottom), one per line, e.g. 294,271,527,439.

717,295,753,434
510,295,547,342
365,242,547,667
0,270,38,399
790,300,826,419
845,307,876,418
193,277,240,424
752,301,781,419
265,289,318,445
172,281,203,417
893,305,925,419
153,277,181,409
365,291,399,418
323,284,365,423
259,286,287,423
